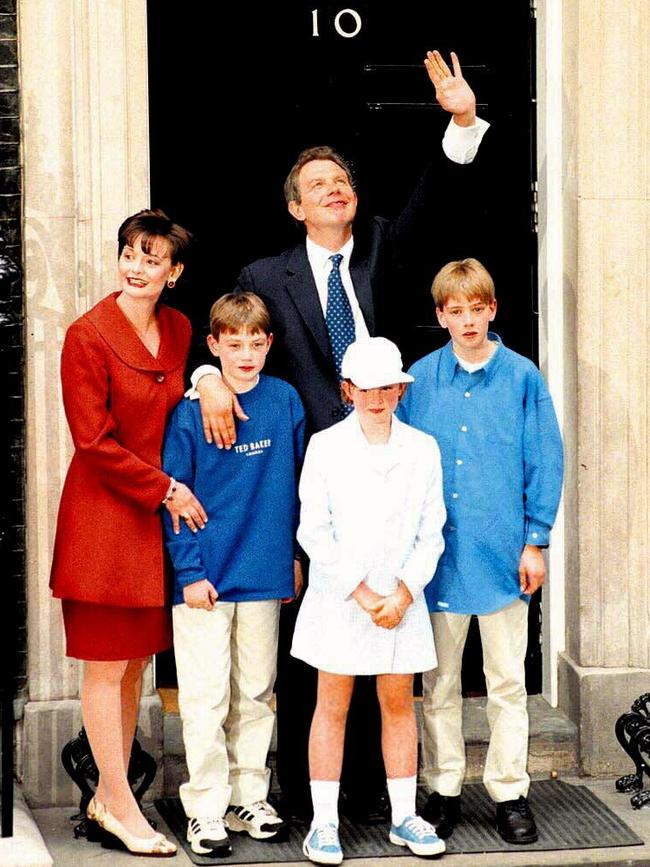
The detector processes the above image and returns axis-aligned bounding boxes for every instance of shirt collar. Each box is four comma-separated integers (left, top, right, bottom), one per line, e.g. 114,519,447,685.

306,235,355,274
440,332,503,385
344,410,411,457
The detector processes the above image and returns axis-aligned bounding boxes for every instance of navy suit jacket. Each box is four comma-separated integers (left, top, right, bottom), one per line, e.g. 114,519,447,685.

235,140,489,434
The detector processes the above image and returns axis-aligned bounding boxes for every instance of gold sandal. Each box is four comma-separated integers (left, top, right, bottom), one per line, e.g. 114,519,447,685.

87,796,177,857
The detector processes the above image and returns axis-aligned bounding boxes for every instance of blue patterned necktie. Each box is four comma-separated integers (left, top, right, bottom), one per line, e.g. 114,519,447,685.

325,253,355,379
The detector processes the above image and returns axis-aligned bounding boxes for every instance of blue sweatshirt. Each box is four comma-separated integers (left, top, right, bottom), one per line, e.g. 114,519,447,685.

398,335,563,615
162,375,305,603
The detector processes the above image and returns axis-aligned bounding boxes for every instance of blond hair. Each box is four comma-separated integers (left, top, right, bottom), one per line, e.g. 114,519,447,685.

431,258,495,308
209,292,271,339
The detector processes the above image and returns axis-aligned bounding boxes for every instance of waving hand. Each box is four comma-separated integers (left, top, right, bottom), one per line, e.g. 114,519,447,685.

424,50,476,127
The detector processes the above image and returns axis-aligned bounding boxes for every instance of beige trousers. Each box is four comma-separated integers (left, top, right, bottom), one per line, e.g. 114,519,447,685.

421,598,530,803
173,599,280,818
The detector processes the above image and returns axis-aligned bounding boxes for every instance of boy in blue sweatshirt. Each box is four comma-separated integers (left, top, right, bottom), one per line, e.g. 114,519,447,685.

397,259,563,846
163,293,305,856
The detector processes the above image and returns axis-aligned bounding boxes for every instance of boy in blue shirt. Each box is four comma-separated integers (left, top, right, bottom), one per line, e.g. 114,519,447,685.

398,258,563,845
163,293,305,856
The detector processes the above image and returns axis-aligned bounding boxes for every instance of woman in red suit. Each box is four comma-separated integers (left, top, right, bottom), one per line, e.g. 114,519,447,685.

50,209,206,857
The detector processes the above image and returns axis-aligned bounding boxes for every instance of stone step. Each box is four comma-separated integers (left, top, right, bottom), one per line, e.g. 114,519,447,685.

449,694,578,780
161,692,578,797
0,786,53,867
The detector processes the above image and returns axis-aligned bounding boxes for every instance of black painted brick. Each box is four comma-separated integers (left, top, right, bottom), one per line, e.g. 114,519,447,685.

0,166,19,193
0,41,16,65
0,25,25,698
0,142,17,167
0,193,19,217
0,65,16,90
0,16,16,39
0,117,17,141
0,90,17,115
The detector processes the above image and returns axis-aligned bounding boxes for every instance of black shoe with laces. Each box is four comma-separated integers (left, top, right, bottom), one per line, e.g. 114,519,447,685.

495,796,538,844
421,791,461,839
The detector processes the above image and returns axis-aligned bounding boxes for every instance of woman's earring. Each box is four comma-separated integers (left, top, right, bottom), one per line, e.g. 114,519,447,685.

167,279,176,289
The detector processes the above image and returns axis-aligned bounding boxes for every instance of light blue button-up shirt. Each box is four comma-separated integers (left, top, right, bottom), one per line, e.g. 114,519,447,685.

397,335,563,615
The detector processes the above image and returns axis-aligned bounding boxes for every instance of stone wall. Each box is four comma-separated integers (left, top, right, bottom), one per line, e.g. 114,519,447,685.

19,0,154,805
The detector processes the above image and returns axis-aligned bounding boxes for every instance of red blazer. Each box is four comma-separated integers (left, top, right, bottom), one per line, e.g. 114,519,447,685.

50,292,191,607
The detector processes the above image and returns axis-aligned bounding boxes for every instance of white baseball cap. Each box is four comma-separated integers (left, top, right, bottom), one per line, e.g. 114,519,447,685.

341,337,414,389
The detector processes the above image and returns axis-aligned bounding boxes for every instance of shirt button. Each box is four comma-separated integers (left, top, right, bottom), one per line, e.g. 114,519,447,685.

155,374,165,383
456,459,463,466
464,391,471,398
532,532,539,539
452,492,459,499
460,425,468,432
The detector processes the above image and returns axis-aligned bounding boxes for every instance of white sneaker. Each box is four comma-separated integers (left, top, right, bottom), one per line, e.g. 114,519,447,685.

225,800,287,840
187,816,232,855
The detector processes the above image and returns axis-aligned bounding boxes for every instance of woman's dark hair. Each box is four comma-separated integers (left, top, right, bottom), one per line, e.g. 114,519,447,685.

117,208,192,264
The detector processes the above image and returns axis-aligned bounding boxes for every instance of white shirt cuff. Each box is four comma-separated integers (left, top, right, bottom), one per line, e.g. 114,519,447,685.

442,115,490,164
185,364,221,400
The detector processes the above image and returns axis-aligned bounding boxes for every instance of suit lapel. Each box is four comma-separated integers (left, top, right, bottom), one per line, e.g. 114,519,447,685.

284,245,331,360
349,225,375,334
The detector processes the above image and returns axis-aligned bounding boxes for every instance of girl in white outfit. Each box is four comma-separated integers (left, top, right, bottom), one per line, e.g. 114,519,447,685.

291,337,447,864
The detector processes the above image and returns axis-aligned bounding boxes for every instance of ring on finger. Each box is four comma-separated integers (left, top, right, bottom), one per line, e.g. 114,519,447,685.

182,513,190,520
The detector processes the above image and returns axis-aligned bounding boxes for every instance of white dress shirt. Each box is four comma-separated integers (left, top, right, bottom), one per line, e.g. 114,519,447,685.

443,115,490,164
306,235,370,339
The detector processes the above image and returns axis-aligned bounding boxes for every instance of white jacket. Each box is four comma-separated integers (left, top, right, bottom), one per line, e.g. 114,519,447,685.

291,412,446,675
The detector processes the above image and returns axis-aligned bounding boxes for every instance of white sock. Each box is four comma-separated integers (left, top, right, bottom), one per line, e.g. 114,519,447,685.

387,775,417,826
310,780,340,828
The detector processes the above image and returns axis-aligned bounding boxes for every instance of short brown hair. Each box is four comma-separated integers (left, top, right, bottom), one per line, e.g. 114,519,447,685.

284,146,354,204
209,292,271,339
118,208,192,264
432,258,495,308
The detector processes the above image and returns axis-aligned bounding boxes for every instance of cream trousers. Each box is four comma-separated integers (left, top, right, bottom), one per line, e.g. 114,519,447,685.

173,599,280,818
421,598,530,803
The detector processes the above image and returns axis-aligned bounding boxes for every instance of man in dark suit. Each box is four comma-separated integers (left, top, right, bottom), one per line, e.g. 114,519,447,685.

192,50,490,822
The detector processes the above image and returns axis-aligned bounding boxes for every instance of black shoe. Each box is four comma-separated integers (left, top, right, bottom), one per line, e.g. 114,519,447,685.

421,792,461,839
341,790,390,824
495,796,538,844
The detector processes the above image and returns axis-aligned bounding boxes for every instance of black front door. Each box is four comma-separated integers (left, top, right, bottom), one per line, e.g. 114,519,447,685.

148,0,541,694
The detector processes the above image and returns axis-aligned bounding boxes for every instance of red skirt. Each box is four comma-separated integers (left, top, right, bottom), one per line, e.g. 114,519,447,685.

62,599,172,661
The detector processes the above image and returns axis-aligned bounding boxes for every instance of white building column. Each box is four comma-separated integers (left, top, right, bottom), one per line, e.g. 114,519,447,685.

554,0,650,774
19,0,159,805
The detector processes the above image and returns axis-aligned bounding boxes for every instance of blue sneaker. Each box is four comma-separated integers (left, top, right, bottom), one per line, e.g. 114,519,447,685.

389,814,446,856
303,823,343,865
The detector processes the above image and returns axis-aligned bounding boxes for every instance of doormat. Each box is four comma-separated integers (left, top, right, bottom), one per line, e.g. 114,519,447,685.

154,780,643,864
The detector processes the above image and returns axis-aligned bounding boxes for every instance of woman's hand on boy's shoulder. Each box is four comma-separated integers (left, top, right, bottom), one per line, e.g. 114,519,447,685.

183,579,218,610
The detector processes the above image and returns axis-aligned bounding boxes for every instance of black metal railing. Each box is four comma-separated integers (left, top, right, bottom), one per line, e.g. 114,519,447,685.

0,238,21,838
